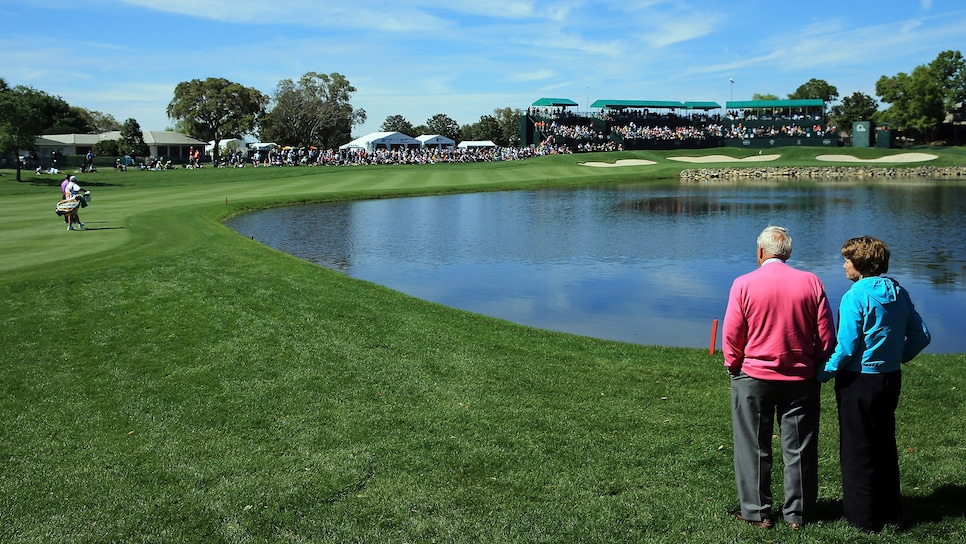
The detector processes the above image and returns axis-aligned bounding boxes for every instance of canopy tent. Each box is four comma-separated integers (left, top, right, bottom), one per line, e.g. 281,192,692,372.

338,141,366,151
531,98,579,107
339,131,421,152
249,142,277,151
206,138,246,157
457,140,497,149
416,134,455,149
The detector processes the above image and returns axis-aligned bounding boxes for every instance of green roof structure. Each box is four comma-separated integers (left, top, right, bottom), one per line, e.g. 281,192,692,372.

531,98,579,107
683,101,722,110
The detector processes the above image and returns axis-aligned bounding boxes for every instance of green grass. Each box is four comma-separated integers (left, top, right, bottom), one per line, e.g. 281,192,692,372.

2,148,965,542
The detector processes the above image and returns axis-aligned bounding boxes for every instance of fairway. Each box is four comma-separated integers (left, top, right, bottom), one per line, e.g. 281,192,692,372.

2,148,965,542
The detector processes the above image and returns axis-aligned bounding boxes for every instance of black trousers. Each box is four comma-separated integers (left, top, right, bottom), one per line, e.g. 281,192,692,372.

834,370,902,532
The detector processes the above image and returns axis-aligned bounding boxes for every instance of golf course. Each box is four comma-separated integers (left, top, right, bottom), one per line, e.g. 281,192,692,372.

2,147,965,542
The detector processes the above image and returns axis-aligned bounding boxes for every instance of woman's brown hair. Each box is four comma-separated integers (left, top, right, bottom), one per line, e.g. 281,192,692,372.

841,236,890,277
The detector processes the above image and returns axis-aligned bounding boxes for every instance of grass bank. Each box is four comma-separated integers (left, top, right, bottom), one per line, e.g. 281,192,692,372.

1,148,964,542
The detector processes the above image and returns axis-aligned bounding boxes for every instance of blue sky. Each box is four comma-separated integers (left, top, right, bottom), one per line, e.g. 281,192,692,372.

1,0,963,139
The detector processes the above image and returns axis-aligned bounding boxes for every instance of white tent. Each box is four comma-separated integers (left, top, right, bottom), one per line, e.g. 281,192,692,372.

206,138,246,157
249,142,277,151
339,131,421,152
416,134,455,149
457,140,497,149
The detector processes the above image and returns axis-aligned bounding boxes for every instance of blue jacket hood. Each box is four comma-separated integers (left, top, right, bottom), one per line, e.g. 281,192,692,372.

852,276,900,306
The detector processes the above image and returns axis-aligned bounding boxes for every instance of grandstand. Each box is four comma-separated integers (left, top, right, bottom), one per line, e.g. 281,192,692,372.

520,97,840,150
722,99,839,148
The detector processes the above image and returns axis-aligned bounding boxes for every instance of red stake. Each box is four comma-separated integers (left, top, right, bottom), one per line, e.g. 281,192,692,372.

710,319,719,354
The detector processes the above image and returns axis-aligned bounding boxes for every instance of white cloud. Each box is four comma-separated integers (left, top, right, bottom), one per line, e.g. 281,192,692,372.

640,14,720,48
116,0,453,32
510,70,557,82
540,81,575,92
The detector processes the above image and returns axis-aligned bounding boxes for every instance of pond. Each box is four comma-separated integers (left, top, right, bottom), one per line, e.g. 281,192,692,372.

226,180,966,354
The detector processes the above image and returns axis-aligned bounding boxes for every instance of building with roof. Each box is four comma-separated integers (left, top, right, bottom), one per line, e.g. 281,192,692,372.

33,131,207,166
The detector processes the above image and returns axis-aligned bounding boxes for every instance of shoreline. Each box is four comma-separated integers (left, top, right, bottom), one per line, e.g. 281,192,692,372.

680,165,966,182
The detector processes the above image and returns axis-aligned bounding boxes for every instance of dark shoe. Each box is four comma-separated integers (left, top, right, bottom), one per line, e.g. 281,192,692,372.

733,510,774,529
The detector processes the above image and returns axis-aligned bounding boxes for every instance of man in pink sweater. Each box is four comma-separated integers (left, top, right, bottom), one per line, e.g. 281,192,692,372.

723,226,836,530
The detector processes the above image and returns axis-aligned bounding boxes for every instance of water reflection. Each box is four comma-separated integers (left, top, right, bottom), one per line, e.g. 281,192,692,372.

226,180,966,353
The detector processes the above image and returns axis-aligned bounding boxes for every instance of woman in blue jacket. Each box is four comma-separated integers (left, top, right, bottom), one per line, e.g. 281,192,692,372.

819,236,930,532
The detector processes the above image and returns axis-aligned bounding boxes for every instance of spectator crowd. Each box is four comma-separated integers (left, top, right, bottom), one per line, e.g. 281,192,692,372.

532,107,836,149
127,107,837,170
199,141,574,169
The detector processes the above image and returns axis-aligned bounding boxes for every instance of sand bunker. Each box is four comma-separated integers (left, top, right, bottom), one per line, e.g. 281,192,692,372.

815,153,938,163
667,154,781,163
580,159,658,167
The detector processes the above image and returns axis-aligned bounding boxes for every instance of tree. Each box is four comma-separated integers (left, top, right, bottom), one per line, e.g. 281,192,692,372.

76,108,122,132
459,122,480,141
458,107,522,146
260,72,366,149
120,118,149,158
46,105,93,134
425,113,461,142
92,138,121,158
876,67,944,140
460,115,500,143
167,77,267,165
831,92,879,129
380,114,416,135
0,84,60,180
167,118,198,136
788,78,839,102
929,50,966,108
788,78,838,115
752,93,779,101
875,50,966,140
479,115,501,143
492,107,523,146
